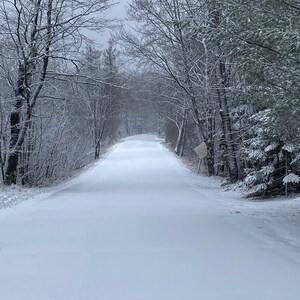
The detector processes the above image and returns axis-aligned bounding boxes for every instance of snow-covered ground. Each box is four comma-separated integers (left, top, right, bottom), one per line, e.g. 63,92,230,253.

184,173,300,258
0,134,300,299
0,185,44,210
220,188,300,256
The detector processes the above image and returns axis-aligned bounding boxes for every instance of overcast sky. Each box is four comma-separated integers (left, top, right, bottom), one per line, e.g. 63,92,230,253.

86,0,131,48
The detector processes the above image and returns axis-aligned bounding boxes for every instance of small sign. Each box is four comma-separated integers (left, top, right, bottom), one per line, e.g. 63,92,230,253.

194,142,208,159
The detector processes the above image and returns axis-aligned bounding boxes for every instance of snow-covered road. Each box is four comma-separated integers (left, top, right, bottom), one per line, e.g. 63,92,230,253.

0,134,300,299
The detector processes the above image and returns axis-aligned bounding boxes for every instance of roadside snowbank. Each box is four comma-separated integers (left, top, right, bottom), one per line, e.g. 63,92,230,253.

190,173,300,256
223,192,300,252
0,185,45,210
0,141,118,212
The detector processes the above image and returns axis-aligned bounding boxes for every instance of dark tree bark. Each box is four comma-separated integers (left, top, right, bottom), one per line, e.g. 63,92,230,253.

174,110,187,157
215,61,239,182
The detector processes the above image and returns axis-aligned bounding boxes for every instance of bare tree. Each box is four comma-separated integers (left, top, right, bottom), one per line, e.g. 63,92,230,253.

0,0,112,184
79,40,121,160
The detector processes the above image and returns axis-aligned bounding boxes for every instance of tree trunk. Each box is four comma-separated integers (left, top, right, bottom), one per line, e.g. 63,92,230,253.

5,151,19,185
174,111,187,156
4,62,29,185
206,112,216,176
5,78,24,184
95,140,101,160
215,61,239,182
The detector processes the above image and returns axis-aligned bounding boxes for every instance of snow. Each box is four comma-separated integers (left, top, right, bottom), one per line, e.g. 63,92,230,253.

264,142,279,152
283,173,300,184
0,186,44,210
218,188,300,257
282,143,296,153
0,134,300,299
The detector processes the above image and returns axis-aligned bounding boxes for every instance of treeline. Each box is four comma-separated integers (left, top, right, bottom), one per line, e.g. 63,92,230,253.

1,0,299,197
0,0,157,186
123,0,300,197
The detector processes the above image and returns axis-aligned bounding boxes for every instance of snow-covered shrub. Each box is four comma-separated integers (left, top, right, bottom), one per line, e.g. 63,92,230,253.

243,110,300,197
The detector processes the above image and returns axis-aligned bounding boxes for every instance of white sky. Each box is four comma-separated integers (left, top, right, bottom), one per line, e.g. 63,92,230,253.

86,0,130,48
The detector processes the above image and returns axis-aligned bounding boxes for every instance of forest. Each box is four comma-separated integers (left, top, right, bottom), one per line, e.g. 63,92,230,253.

0,0,299,197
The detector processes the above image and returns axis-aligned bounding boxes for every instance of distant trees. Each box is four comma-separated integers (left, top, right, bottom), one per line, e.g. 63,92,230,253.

79,40,121,160
117,71,161,136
